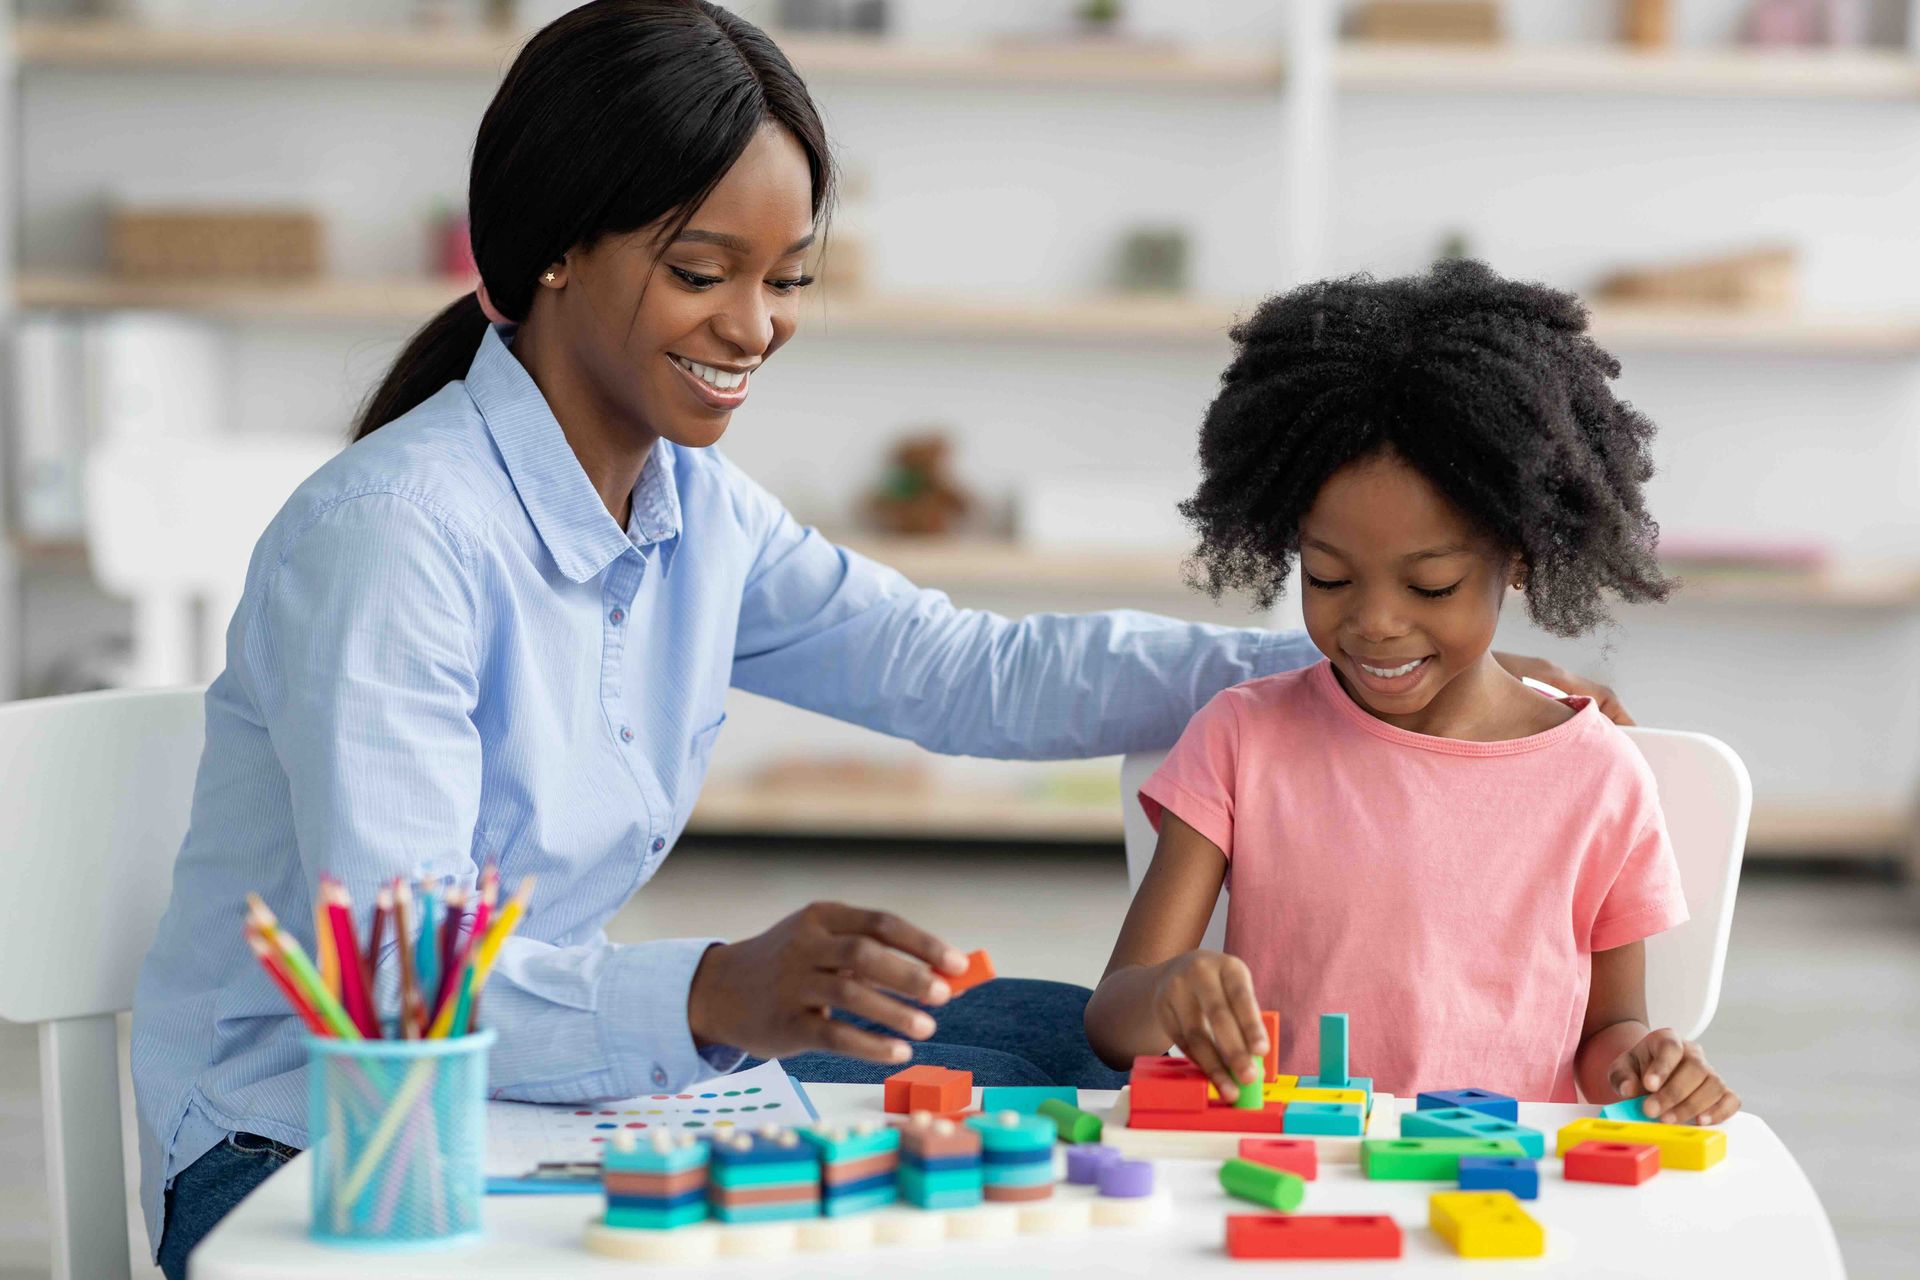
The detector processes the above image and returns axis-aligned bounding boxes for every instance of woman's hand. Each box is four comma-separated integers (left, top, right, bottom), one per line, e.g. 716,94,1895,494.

1493,651,1633,725
686,901,969,1064
1606,1027,1742,1126
1150,950,1269,1101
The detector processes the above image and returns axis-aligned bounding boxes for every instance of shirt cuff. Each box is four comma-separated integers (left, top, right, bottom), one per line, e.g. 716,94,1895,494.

597,937,743,1094
1255,626,1321,678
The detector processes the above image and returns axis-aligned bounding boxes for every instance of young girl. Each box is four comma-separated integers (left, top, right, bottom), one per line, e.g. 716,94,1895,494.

1084,260,1741,1125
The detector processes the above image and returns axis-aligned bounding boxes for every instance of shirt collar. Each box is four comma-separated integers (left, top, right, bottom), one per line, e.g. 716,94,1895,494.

465,323,682,583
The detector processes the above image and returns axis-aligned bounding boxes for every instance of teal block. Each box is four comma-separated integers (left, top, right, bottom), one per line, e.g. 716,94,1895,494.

1459,1117,1543,1159
797,1123,901,1163
966,1112,1057,1153
1400,1108,1544,1158
603,1201,709,1230
604,1134,709,1176
1282,1102,1364,1136
1600,1096,1654,1122
897,1164,984,1197
822,1185,897,1217
981,1086,1076,1114
707,1160,818,1189
981,1161,1057,1188
711,1198,819,1224
903,1185,983,1211
1318,1013,1349,1087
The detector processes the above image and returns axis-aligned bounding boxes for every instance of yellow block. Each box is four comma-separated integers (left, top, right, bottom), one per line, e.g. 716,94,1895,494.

1207,1074,1300,1102
1270,1086,1367,1108
1555,1117,1727,1171
1430,1191,1544,1259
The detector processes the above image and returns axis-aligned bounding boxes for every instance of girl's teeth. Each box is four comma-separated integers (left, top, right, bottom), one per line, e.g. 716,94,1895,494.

1361,658,1424,678
678,356,745,391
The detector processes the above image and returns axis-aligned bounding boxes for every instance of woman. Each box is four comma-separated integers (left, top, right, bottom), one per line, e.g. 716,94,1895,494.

130,3,1621,1271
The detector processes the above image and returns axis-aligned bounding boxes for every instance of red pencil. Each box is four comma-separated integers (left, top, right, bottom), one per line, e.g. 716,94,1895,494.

246,925,328,1035
365,886,391,1023
325,881,379,1038
431,886,469,1027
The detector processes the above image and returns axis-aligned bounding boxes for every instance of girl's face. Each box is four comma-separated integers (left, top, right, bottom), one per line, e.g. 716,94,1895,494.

535,123,817,450
1296,450,1519,729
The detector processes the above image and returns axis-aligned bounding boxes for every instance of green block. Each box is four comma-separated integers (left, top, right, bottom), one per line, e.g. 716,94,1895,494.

1361,1137,1526,1180
898,1164,984,1197
981,1086,1077,1114
1036,1097,1102,1144
707,1160,817,1189
1219,1157,1306,1211
603,1201,709,1230
1234,1058,1267,1109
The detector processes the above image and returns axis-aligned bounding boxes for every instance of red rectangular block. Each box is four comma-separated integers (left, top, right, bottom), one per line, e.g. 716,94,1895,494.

1128,1101,1288,1133
1129,1055,1208,1114
1227,1214,1403,1260
884,1064,973,1116
1238,1137,1318,1181
1261,1011,1280,1082
1564,1139,1660,1185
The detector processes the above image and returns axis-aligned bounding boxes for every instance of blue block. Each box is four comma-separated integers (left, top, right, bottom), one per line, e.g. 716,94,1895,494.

1456,1118,1544,1159
902,1185,983,1210
981,1086,1077,1114
901,1151,983,1173
709,1129,820,1168
981,1160,1057,1188
1458,1156,1539,1200
1281,1101,1364,1136
605,1186,708,1213
1416,1089,1518,1122
604,1132,709,1176
1318,1014,1349,1087
604,1201,709,1230
798,1123,901,1163
822,1170,898,1199
1600,1096,1654,1122
711,1198,820,1224
981,1146,1054,1167
821,1185,897,1217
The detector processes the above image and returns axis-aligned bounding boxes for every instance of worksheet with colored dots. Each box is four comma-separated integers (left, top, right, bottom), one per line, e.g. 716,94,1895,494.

485,1058,814,1178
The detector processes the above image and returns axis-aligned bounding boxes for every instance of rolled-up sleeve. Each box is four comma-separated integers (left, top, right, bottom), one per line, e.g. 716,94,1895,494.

246,492,729,1098
725,462,1318,758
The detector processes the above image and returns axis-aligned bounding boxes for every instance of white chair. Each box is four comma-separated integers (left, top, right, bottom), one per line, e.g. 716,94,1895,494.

0,687,206,1280
1120,725,1752,1044
86,438,335,687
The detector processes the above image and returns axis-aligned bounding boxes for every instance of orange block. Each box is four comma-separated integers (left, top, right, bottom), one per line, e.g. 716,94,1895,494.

1262,1011,1280,1082
948,950,997,996
883,1064,973,1115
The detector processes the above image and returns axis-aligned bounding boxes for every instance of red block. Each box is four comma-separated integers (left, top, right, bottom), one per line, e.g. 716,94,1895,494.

1238,1137,1318,1181
1261,1010,1280,1082
1564,1139,1661,1185
1227,1214,1403,1260
947,949,997,996
883,1065,973,1116
1128,1101,1288,1133
1129,1055,1208,1114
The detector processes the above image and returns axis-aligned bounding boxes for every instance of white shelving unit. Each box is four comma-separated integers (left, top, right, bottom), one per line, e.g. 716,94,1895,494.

5,1,1919,862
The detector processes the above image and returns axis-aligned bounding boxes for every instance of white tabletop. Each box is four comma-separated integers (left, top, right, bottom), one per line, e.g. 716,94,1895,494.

192,1086,1842,1279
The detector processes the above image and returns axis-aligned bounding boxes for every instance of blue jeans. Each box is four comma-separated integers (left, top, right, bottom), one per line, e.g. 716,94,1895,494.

774,978,1126,1089
156,1131,300,1280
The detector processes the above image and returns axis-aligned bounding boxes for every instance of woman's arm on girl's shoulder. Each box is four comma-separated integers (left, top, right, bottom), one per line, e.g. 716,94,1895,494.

1577,941,1742,1124
1083,811,1267,1099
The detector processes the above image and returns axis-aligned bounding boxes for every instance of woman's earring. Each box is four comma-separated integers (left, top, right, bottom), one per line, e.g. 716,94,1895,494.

542,270,557,284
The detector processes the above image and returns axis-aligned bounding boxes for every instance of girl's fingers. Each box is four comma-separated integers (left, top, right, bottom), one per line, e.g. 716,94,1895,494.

1170,998,1237,1099
1663,1078,1724,1127
1638,1033,1687,1094
1223,962,1270,1063
1606,1051,1645,1100
813,1014,913,1065
817,974,937,1042
1698,1088,1742,1126
1646,1051,1707,1121
819,904,967,981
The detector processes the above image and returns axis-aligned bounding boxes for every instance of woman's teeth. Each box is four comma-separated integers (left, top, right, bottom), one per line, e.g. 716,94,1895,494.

1360,658,1426,679
674,356,745,391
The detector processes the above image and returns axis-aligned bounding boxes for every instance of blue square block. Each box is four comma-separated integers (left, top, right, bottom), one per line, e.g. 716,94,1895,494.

1416,1088,1518,1122
1318,1013,1350,1087
1600,1096,1654,1122
1282,1101,1365,1136
981,1086,1077,1114
1458,1156,1539,1200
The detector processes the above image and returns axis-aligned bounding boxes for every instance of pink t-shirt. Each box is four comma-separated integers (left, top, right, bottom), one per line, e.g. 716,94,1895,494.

1139,660,1687,1102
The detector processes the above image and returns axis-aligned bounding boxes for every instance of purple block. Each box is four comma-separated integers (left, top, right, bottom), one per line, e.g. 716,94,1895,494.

1065,1144,1121,1186
1097,1158,1155,1199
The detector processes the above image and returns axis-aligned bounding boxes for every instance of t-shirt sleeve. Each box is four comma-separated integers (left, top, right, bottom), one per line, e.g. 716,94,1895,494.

1138,689,1240,857
1587,801,1690,953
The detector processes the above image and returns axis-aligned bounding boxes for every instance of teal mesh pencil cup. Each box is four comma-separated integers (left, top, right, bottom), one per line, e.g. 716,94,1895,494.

306,1029,495,1249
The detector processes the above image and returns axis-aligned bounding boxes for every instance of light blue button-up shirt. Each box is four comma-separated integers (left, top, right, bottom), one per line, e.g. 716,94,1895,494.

130,324,1315,1250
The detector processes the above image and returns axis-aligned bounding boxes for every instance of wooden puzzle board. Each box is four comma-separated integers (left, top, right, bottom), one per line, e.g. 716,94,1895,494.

1095,1086,1399,1162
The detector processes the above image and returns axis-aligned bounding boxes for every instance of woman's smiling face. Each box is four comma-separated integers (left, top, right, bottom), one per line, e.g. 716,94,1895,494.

533,122,818,450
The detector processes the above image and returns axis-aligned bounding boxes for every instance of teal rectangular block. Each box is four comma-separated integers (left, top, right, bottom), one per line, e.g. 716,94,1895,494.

1459,1118,1544,1159
797,1124,901,1163
903,1185,983,1210
711,1198,820,1224
1599,1096,1654,1122
897,1164,984,1197
822,1185,897,1217
965,1112,1057,1153
604,1135,709,1176
1282,1102,1364,1136
1318,1014,1349,1087
981,1160,1056,1188
603,1201,708,1230
1400,1108,1487,1139
981,1086,1076,1114
707,1160,818,1189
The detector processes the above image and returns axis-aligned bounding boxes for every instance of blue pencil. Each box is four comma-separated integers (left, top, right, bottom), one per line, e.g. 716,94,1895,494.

416,880,440,1001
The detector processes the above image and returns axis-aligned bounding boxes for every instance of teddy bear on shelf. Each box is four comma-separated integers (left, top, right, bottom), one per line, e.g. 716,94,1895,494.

864,432,974,537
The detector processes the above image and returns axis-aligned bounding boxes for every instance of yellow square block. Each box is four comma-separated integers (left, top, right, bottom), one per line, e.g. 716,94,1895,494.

1430,1191,1544,1259
1555,1118,1726,1171
1207,1074,1300,1102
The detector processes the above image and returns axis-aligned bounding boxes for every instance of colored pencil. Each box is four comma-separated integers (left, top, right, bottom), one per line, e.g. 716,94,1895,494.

325,882,379,1039
444,868,498,1038
430,886,468,1027
391,879,423,1039
314,893,338,1000
246,925,327,1035
365,886,391,1021
415,879,440,1009
433,876,533,1038
247,894,359,1038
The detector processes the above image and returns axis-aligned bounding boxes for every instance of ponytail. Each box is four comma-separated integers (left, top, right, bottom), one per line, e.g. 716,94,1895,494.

351,292,491,441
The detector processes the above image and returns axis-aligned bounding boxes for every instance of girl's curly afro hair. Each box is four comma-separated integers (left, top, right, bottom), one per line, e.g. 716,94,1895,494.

1181,258,1671,637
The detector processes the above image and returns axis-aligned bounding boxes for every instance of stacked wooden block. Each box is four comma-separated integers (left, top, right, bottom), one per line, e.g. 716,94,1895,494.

707,1128,821,1224
798,1121,901,1216
897,1113,984,1209
968,1111,1057,1203
602,1131,709,1230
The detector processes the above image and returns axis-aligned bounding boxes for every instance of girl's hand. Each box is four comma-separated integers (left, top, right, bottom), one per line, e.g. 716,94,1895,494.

1150,950,1269,1101
687,902,969,1064
1606,1027,1742,1125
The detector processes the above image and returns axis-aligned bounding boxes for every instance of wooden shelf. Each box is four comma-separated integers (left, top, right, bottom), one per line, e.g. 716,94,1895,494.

12,20,1283,88
1338,42,1920,100
1588,305,1920,355
16,272,471,323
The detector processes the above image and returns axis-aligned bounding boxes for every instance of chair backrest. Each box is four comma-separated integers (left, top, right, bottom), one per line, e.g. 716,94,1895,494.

86,437,334,687
1119,725,1752,1044
0,687,207,1280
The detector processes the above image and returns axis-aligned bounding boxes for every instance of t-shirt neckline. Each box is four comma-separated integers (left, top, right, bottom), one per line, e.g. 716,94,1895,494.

1310,658,1596,757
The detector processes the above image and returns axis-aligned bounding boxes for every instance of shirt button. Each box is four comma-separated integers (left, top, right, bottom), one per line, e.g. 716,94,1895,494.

609,608,624,625
651,836,666,853
620,726,634,743
651,1065,669,1088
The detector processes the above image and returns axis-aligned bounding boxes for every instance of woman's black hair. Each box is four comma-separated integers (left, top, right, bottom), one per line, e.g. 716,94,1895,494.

353,0,832,440
1181,258,1671,637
